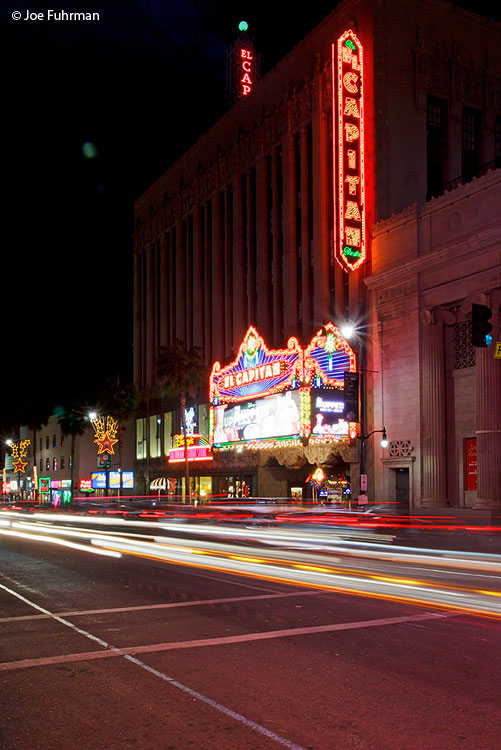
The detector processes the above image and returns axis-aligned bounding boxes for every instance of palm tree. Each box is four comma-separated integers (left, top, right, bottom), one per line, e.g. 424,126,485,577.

98,379,137,496
57,405,88,504
155,341,205,502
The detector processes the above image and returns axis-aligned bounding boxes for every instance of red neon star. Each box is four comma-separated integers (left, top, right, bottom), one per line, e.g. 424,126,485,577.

95,433,118,455
13,458,27,473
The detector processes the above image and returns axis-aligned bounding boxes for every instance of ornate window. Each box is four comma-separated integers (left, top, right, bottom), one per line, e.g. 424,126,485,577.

389,440,413,458
454,321,475,369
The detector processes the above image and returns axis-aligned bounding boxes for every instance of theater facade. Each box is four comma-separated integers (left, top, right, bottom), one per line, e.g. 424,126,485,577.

134,0,501,509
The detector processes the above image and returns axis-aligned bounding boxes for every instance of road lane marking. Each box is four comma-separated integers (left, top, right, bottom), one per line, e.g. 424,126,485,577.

1,606,449,672
0,589,322,623
0,581,310,750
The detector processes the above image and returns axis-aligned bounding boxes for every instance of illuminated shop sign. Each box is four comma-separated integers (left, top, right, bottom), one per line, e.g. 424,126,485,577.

39,477,50,493
122,471,134,489
210,324,358,447
79,479,93,492
169,434,213,463
213,391,301,446
109,471,135,489
334,30,366,271
91,472,107,489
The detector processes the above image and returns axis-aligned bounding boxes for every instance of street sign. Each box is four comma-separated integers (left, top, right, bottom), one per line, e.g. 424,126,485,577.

494,342,501,360
357,494,368,505
360,474,367,491
98,453,112,468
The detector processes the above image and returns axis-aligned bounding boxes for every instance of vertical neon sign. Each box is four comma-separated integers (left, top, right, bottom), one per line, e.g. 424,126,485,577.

334,30,365,271
240,48,253,96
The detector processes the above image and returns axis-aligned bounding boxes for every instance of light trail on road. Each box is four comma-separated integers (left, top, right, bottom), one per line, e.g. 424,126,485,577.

1,510,501,619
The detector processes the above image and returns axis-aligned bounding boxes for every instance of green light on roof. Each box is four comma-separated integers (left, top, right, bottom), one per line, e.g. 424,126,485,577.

345,39,356,50
239,21,248,31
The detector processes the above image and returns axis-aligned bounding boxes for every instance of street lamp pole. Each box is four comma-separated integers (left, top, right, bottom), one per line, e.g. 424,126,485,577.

359,337,366,503
340,321,388,505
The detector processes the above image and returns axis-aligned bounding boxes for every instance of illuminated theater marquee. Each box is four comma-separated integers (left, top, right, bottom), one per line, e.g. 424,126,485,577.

334,30,366,272
210,326,301,404
209,324,358,448
224,361,281,389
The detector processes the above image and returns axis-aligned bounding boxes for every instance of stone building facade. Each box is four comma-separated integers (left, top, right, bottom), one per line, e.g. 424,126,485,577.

366,170,501,510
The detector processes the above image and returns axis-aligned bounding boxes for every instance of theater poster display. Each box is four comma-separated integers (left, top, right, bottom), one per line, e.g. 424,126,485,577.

310,389,350,439
209,324,358,448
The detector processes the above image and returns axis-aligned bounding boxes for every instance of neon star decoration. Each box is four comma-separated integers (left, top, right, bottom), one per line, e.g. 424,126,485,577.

334,30,366,271
13,458,28,473
10,439,30,473
91,415,119,455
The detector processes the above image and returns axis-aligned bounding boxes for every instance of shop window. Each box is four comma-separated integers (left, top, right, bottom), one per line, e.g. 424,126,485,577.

52,457,57,471
61,456,65,470
45,458,50,471
53,435,57,448
136,417,147,460
426,97,448,199
163,411,174,456
149,414,161,458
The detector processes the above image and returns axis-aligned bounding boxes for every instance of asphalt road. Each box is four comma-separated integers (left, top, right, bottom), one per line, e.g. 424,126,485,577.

1,536,500,750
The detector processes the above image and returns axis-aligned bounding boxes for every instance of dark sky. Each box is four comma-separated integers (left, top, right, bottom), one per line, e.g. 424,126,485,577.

2,0,337,430
1,0,496,431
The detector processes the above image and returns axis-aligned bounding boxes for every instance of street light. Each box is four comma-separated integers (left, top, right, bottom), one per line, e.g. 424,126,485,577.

340,321,355,340
363,427,389,449
338,320,388,502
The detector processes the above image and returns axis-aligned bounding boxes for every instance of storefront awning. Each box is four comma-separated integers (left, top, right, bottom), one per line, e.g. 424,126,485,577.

150,477,166,490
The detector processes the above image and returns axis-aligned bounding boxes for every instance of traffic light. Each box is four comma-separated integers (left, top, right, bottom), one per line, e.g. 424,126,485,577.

471,304,493,348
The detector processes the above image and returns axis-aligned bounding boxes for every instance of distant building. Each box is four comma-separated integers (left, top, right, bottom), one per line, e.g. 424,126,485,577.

133,0,501,509
4,416,136,504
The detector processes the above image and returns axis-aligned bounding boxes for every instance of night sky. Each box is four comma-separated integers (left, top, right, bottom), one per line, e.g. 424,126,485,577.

1,0,496,432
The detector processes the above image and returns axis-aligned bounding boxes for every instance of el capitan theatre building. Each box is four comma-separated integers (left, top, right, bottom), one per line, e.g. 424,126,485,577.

135,1,501,510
